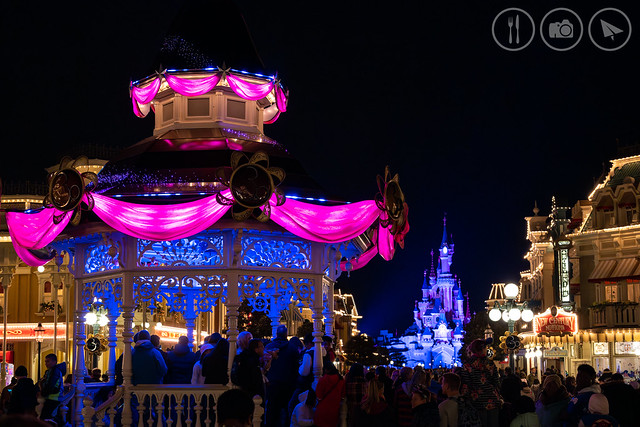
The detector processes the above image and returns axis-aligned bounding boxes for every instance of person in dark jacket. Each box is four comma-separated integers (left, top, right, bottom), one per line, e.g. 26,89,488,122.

131,330,168,385
600,373,635,427
567,364,602,427
376,366,395,405
411,383,439,427
165,336,198,384
231,338,265,399
263,325,293,427
202,338,230,385
536,374,570,427
38,353,66,424
6,366,38,416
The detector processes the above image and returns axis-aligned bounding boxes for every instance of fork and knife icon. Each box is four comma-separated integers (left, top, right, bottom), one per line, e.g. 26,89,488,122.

508,15,520,44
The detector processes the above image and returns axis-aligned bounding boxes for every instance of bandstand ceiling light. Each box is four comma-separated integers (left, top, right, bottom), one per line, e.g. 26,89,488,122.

504,283,519,299
85,312,98,325
521,309,534,322
509,308,521,321
502,310,510,322
489,308,502,322
535,349,543,358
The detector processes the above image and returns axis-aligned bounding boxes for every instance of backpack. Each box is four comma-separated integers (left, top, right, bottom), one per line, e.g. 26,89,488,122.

452,396,482,427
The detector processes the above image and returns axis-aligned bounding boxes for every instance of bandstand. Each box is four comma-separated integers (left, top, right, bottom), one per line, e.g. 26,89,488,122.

1,3,409,425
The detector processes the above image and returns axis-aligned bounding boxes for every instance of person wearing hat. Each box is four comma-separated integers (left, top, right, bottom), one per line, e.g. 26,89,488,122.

411,383,439,427
568,364,602,426
459,338,501,426
578,393,618,427
6,366,38,415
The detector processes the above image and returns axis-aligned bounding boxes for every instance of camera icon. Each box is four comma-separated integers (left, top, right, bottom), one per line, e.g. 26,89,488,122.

549,19,574,38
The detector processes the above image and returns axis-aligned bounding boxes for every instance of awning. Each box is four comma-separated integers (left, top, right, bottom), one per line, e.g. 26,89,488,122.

610,257,640,280
588,259,617,282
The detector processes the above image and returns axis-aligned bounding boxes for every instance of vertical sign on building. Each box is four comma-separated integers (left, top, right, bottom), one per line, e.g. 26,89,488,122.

558,241,571,305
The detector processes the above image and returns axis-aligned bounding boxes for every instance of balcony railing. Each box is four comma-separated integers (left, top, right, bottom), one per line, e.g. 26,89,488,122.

81,384,263,427
589,303,640,328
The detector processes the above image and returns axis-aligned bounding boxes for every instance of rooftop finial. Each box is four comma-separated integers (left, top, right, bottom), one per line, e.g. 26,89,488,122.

533,200,539,216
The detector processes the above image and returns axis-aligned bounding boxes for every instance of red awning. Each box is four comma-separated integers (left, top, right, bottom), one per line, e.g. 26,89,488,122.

610,257,639,280
588,259,617,282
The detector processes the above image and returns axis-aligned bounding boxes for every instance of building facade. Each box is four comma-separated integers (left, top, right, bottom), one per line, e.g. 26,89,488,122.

516,155,640,376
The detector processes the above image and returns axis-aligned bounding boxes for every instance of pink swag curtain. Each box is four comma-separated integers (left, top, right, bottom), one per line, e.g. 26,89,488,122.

8,190,398,269
130,73,283,118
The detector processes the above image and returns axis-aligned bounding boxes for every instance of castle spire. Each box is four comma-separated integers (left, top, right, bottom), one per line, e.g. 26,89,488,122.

429,250,436,278
465,292,471,321
441,213,448,247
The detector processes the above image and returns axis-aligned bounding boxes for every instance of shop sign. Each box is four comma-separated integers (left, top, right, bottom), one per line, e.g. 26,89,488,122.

544,346,568,357
0,324,67,341
614,341,640,355
532,306,578,336
593,342,609,355
153,325,208,343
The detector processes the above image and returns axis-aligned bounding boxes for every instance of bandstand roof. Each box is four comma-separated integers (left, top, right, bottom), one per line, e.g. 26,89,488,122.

96,129,342,204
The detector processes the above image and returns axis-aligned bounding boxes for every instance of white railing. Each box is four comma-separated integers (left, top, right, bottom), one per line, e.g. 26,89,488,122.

81,384,264,427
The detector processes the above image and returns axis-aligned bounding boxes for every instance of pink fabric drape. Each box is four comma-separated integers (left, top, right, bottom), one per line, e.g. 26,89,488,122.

130,73,287,119
339,243,379,272
268,198,380,244
14,245,52,267
7,189,402,269
377,212,395,261
276,86,288,112
131,77,162,117
90,190,232,241
6,209,71,249
226,74,274,100
165,74,222,97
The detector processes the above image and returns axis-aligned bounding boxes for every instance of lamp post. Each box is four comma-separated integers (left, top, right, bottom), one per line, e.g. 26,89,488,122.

488,283,534,368
34,322,45,379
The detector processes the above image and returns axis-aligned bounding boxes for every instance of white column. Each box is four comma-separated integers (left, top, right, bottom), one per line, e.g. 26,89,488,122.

312,276,324,380
106,310,119,383
121,273,135,426
52,272,60,357
73,278,88,425
226,272,240,380
323,280,335,339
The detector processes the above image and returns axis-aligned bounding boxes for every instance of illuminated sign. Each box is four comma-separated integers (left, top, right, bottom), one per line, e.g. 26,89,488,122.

0,324,67,341
593,342,609,355
559,246,571,303
614,341,640,355
532,306,578,336
153,325,208,343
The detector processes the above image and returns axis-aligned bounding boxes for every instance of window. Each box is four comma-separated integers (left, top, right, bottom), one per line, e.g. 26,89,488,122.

227,99,246,119
187,98,210,116
163,102,174,121
605,284,618,302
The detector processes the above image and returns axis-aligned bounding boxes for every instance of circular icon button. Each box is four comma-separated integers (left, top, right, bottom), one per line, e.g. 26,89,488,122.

540,8,583,51
588,8,632,51
492,8,535,51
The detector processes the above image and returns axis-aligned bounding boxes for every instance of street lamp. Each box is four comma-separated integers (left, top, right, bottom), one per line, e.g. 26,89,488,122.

34,323,45,379
488,283,534,333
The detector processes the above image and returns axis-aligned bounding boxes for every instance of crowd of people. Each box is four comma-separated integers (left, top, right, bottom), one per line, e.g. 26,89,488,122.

1,331,639,427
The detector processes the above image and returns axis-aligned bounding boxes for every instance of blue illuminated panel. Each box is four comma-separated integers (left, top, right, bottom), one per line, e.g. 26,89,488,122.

137,235,224,267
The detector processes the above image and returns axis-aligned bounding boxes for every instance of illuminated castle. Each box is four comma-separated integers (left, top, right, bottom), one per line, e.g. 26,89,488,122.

393,217,470,368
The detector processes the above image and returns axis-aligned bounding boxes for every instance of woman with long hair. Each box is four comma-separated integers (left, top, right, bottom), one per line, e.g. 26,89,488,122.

356,379,394,426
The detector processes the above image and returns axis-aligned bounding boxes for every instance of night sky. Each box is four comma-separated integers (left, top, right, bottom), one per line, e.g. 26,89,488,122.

1,1,639,335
